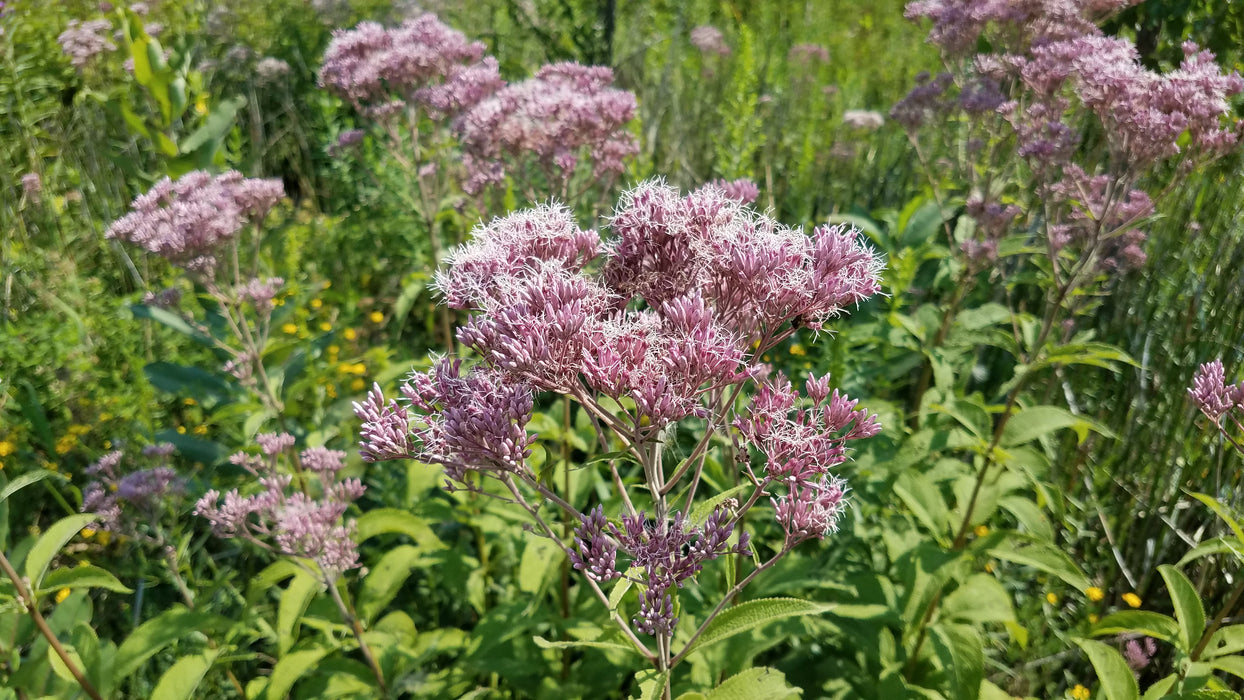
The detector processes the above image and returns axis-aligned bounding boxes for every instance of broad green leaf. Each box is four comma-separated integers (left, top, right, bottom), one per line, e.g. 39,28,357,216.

1208,656,1244,681
988,541,1091,591
1000,406,1108,447
25,514,97,589
129,303,214,345
894,471,950,544
151,649,219,700
1091,611,1179,644
1203,625,1244,659
931,623,984,700
1159,565,1205,652
1177,537,1243,567
680,598,833,659
1188,493,1244,547
519,538,563,594
41,565,132,595
115,607,229,679
155,131,179,157
180,96,245,154
688,484,750,525
827,604,891,620
999,495,1053,541
45,641,87,686
702,667,801,699
357,545,424,623
278,571,321,655
354,508,444,550
941,574,1016,625
532,636,634,653
263,646,332,700
1160,691,1242,700
632,669,670,700
1141,675,1178,700
247,560,302,604
1076,638,1139,700
609,568,639,611
143,362,236,402
0,470,65,505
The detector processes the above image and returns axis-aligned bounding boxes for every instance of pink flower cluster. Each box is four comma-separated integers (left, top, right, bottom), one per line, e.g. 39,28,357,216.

357,181,883,538
58,18,115,69
456,63,638,195
1189,360,1244,423
106,171,284,276
904,0,1139,55
195,435,364,577
707,177,760,205
690,25,731,57
81,446,183,535
318,14,501,116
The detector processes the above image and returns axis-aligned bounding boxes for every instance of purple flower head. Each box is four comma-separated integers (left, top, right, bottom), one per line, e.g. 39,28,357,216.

319,14,500,114
772,475,849,543
891,72,953,130
106,171,284,277
21,173,42,198
237,276,284,312
568,505,621,583
194,437,365,578
456,62,638,195
705,178,760,205
141,286,182,309
690,25,730,57
82,446,183,534
1124,637,1158,671
1189,359,1244,421
256,57,292,85
331,129,366,155
58,18,116,70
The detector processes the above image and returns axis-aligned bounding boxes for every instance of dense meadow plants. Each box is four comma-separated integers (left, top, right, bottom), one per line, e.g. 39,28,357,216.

5,0,1244,698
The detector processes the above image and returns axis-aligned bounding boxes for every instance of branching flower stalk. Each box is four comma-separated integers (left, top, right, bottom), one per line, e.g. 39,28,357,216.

356,180,885,686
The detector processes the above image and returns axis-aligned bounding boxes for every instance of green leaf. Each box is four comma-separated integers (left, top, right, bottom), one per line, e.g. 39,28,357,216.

357,545,423,624
1000,406,1109,447
263,646,332,700
25,514,97,589
151,649,219,700
1091,611,1179,644
1188,493,1244,547
180,96,245,154
894,471,950,544
1159,565,1205,652
46,640,88,686
519,537,563,594
1141,675,1178,700
980,680,1015,700
609,569,638,611
278,571,321,655
632,669,670,700
1075,638,1139,700
114,607,229,679
688,484,750,525
18,381,55,454
354,508,444,550
143,362,236,402
1161,691,1242,700
941,574,1016,625
988,541,1092,591
999,495,1053,541
702,667,801,699
1208,656,1244,681
40,565,132,595
0,470,66,505
680,598,833,659
931,623,984,700
246,560,302,605
532,636,635,653
129,304,213,345
1177,537,1243,567
1202,624,1244,659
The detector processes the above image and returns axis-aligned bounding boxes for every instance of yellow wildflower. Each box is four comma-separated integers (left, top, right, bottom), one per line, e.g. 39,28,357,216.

327,384,338,399
1122,592,1142,608
176,426,187,434
55,588,71,604
55,434,76,455
344,328,358,341
351,378,366,392
184,398,197,406
68,424,90,436
1071,684,1090,700
984,562,994,573
369,311,384,324
282,323,298,335
311,298,323,309
45,462,59,472
339,362,367,376
0,441,14,457
193,425,208,436
1088,614,1099,624
320,322,332,332
1086,587,1104,602
1046,592,1059,605
97,531,112,546
80,528,96,539
974,524,989,537
789,343,806,356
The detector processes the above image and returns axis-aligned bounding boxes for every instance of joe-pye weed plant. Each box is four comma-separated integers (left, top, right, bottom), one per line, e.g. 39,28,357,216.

356,179,884,696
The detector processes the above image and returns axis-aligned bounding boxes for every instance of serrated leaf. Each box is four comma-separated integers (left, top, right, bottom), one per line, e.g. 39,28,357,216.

1076,638,1139,700
40,565,132,595
680,598,833,659
46,641,87,686
180,96,244,153
1000,406,1108,447
988,541,1091,591
25,514,97,589
1177,537,1243,567
632,669,670,700
263,646,332,700
151,649,219,700
115,606,229,679
703,667,801,699
532,636,634,653
1091,611,1179,644
1203,625,1244,659
129,304,214,345
1159,565,1205,652
894,471,950,544
1207,656,1244,681
278,571,321,655
519,538,563,594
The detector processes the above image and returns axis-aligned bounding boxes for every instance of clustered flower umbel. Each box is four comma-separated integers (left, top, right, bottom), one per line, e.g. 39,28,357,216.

195,435,364,578
1189,359,1244,424
320,14,637,197
898,0,1244,271
106,171,283,276
58,18,116,69
356,180,884,634
82,444,182,535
